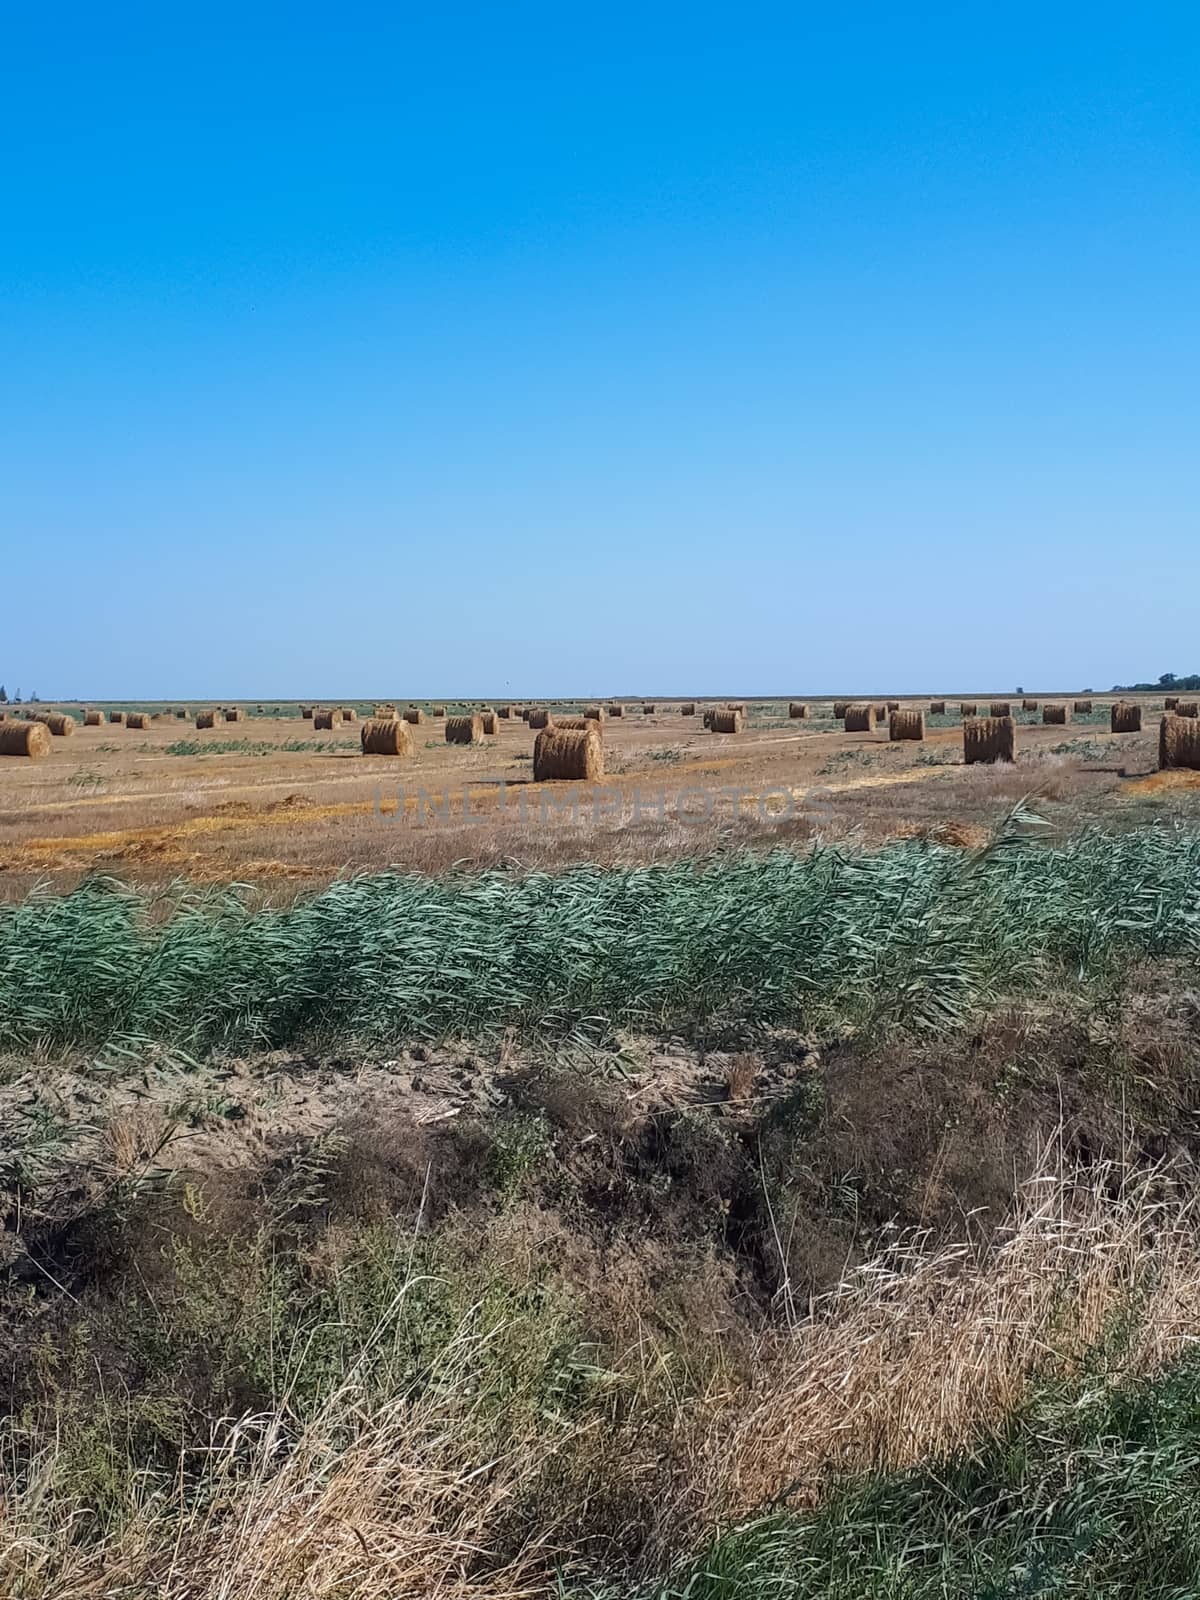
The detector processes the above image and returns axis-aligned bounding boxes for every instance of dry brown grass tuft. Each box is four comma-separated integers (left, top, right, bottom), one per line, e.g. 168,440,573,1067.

702,1155,1200,1518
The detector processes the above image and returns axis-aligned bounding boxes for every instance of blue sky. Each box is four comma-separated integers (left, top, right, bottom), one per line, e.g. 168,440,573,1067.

2,2,1197,698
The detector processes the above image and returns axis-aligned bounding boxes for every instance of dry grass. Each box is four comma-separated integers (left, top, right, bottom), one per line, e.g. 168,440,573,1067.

2,1154,1197,1598
702,1153,1200,1519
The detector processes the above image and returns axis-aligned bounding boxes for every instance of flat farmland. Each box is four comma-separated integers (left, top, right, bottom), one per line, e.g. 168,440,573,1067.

0,695,1193,897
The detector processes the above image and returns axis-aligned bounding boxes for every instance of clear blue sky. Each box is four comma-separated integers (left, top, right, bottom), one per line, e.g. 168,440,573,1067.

2,2,1197,698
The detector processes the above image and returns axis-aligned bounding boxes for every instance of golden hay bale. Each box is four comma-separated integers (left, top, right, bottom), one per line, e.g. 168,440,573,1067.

108,710,126,725
341,708,357,722
42,714,75,736
788,703,808,719
83,710,103,726
1160,714,1200,771
194,711,220,729
1165,697,1179,710
844,704,876,733
832,701,850,718
1073,700,1093,714
313,709,340,730
125,713,149,731
520,707,531,721
361,717,414,757
496,705,511,719
432,706,446,717
702,709,714,729
929,701,946,715
225,708,243,722
990,702,1012,718
1175,701,1199,718
175,709,187,718
528,708,552,729
889,709,925,741
446,714,483,744
886,701,900,712
1042,704,1069,724
680,702,695,716
1022,699,1038,711
584,706,605,722
533,724,604,781
553,716,592,730
403,707,426,725
481,711,497,734
642,704,655,714
300,706,313,719
374,704,396,718
1111,701,1142,733
871,703,887,721
607,704,624,717
959,702,977,717
709,708,745,733
0,721,51,759
964,716,1016,764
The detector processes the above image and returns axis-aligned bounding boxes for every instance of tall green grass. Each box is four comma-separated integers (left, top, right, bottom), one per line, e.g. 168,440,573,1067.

1,823,1198,1054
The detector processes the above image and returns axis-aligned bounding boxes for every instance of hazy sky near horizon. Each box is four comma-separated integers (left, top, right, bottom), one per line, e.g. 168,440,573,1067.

2,3,1197,699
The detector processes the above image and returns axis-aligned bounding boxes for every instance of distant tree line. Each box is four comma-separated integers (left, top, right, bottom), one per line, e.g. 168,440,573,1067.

1112,672,1200,693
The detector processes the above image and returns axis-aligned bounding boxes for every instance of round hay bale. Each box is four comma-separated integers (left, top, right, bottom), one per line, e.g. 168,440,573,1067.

959,702,978,717
432,706,446,717
313,709,340,730
584,706,605,723
929,701,946,715
195,710,220,730
84,710,103,726
175,709,188,719
889,709,925,741
886,701,900,712
964,716,1016,764
125,713,149,731
446,714,483,744
481,711,497,735
403,707,426,725
788,703,808,719
1160,713,1200,771
341,708,358,722
844,704,876,733
1165,697,1179,710
553,716,592,730
300,706,313,719
708,708,744,733
520,708,531,722
1073,700,1093,714
533,724,603,781
497,706,512,719
1175,701,1199,719
607,704,624,718
0,722,51,759
832,702,850,719
1042,704,1068,724
45,714,76,736
1022,699,1038,712
679,702,696,716
642,704,655,715
989,702,1012,718
108,711,126,725
528,708,552,729
1111,702,1143,733
225,708,243,722
361,717,414,757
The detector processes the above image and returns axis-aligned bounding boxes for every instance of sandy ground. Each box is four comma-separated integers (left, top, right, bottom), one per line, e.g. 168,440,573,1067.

0,696,1192,896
